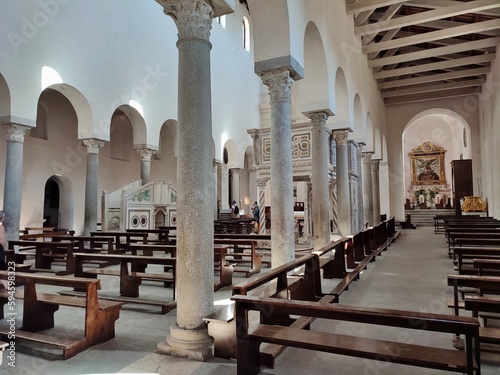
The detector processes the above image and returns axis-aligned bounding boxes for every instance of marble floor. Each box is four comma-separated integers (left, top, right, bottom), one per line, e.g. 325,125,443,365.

2,227,499,375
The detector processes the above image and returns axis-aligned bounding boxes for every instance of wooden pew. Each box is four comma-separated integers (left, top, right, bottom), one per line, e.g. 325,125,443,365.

126,243,233,291
214,239,262,277
447,275,500,339
70,252,177,314
204,254,325,361
89,231,149,250
464,295,500,348
8,240,75,275
0,271,122,359
453,247,500,275
232,295,480,375
125,228,174,244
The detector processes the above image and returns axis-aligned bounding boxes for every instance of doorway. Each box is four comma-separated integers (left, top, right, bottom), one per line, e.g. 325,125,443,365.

43,178,60,229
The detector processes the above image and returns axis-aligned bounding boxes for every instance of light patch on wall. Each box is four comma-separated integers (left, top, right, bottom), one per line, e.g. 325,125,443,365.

129,100,144,117
41,66,63,90
221,132,229,160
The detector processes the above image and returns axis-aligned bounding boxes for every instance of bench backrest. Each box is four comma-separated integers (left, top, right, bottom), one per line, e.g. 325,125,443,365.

232,294,479,335
232,253,322,301
0,270,99,289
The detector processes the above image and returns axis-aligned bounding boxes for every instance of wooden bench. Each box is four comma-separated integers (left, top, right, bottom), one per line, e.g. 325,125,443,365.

89,231,149,250
232,294,480,375
204,254,326,362
453,247,500,275
125,228,174,244
9,240,76,275
447,274,500,340
214,239,262,277
70,252,177,314
464,295,500,349
0,271,122,359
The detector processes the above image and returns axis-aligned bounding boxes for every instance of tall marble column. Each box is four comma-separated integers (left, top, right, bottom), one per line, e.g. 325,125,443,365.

333,130,352,236
362,151,374,227
372,159,381,225
83,138,104,236
356,143,365,232
257,178,267,234
2,124,30,243
260,69,297,267
213,160,220,219
230,168,241,207
136,147,156,184
307,112,330,249
221,164,229,208
156,0,225,360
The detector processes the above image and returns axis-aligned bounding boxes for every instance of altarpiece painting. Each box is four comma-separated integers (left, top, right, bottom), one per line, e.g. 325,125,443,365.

409,141,446,186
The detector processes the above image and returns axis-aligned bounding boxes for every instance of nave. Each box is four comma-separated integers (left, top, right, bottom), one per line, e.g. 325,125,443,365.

4,227,499,375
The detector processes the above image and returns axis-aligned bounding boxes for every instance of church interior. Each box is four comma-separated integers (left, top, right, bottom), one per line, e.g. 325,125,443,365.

0,0,500,374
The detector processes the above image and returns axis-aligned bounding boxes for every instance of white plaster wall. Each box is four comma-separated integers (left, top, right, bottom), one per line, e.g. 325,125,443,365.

387,100,480,221
480,45,500,218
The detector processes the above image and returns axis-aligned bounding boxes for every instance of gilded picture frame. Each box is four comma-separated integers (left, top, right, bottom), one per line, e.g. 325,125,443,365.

409,141,446,186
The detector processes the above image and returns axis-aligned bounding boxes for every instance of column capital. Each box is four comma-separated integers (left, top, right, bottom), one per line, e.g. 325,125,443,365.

136,148,156,161
371,159,380,172
231,168,241,176
83,138,104,154
257,177,268,188
260,69,294,105
332,129,349,146
160,0,214,43
305,111,330,125
361,151,374,164
3,124,30,143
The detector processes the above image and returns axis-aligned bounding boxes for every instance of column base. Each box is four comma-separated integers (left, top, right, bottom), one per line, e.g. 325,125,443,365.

157,323,214,361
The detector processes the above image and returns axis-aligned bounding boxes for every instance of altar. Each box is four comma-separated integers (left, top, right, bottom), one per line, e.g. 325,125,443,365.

406,142,451,208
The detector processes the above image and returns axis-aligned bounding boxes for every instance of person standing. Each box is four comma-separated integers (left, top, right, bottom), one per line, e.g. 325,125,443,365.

231,200,240,218
251,201,260,232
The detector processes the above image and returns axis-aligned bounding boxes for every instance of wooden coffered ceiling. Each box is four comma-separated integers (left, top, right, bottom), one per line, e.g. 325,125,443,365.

346,0,500,105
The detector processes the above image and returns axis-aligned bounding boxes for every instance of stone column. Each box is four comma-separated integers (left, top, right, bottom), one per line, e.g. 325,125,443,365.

83,138,104,236
333,130,352,236
136,148,156,184
221,164,229,208
356,143,365,232
260,69,297,267
372,159,381,225
257,178,267,234
157,0,220,361
230,168,241,207
213,160,220,219
362,152,374,227
2,124,30,243
307,112,330,249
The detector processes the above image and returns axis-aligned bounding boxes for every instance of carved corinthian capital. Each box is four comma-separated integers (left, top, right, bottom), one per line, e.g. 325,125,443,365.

260,69,294,105
332,130,349,146
162,0,214,42
83,138,104,154
308,112,329,126
136,148,156,161
4,124,30,143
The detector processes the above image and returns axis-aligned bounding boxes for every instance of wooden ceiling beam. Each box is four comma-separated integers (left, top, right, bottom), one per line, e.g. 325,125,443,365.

346,0,410,15
405,0,500,17
384,87,481,105
363,18,500,53
356,0,500,36
381,78,484,97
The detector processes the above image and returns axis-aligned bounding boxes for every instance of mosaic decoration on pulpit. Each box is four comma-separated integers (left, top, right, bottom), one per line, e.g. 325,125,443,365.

262,133,311,162
409,141,447,186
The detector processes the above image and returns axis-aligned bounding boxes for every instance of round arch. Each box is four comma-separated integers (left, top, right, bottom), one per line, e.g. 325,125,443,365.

43,83,95,140
0,73,10,119
332,67,349,126
115,104,148,146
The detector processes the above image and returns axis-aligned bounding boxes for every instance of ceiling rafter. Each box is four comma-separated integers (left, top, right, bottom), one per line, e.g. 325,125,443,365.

346,0,500,104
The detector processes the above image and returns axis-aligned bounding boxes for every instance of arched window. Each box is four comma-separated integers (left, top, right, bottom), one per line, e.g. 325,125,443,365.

242,16,250,52
216,15,226,28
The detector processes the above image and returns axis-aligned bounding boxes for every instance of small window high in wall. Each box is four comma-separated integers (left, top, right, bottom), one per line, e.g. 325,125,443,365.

216,15,226,28
242,16,250,52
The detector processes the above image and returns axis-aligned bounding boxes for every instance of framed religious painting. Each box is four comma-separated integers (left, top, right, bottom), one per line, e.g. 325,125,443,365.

409,141,447,186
